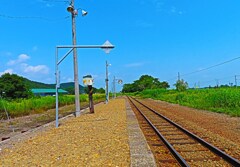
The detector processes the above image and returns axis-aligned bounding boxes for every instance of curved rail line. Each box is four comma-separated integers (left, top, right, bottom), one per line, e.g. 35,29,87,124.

127,96,240,166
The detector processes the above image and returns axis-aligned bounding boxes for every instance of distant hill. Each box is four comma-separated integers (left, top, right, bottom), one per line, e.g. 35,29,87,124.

58,82,85,93
24,79,54,89
24,79,85,93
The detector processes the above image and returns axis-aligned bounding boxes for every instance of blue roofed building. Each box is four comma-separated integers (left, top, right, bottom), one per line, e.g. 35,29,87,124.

31,89,68,96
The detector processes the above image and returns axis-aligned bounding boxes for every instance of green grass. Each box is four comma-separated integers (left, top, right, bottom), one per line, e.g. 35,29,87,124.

0,94,105,119
136,88,240,117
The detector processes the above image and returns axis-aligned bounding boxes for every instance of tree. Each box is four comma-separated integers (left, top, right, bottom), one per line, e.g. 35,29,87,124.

122,75,170,93
174,79,188,91
122,83,138,93
159,81,170,89
83,87,105,94
65,87,75,94
0,73,32,99
95,88,105,94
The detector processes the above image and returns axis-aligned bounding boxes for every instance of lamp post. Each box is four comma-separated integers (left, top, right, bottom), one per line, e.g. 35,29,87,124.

67,1,88,117
55,41,114,127
113,76,123,98
105,61,111,104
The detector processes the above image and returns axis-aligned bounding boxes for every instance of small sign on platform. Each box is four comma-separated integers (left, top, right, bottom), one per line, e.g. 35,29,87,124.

83,75,93,86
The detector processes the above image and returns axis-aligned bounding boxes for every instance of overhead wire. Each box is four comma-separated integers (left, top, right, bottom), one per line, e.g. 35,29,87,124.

181,56,240,77
41,0,69,3
0,14,70,21
188,75,237,87
166,56,240,82
0,0,70,21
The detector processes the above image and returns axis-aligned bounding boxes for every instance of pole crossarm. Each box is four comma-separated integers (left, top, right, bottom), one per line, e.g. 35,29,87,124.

57,48,74,65
56,45,115,49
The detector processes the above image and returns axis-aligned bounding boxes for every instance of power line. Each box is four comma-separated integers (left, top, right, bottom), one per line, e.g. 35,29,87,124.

188,75,236,86
182,56,240,77
41,0,69,2
167,56,240,81
0,14,70,21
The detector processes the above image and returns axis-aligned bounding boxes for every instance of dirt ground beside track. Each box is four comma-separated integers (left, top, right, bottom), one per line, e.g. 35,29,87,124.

141,98,240,160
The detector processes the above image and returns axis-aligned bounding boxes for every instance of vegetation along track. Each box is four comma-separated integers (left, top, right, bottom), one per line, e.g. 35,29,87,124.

127,96,240,167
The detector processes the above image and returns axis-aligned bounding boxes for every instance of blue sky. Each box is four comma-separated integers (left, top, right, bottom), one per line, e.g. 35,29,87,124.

1,0,240,91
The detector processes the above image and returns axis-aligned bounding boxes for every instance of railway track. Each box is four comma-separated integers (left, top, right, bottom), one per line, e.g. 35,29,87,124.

127,96,240,167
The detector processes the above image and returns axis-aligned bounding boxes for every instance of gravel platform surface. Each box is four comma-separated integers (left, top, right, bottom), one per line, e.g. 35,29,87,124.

0,99,131,166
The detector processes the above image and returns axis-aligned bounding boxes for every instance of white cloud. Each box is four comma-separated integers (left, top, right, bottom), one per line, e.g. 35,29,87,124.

46,3,53,8
1,53,51,82
0,69,13,76
37,0,54,8
125,62,145,68
135,20,153,28
6,53,49,75
19,54,30,61
21,63,49,74
170,6,184,15
153,0,164,12
7,54,30,66
136,0,164,12
7,60,15,66
137,0,184,15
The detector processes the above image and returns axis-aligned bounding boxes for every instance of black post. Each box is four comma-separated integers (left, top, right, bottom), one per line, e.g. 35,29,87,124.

88,85,94,113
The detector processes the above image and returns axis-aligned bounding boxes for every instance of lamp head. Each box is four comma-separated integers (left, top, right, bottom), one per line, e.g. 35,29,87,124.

81,9,88,16
67,5,74,13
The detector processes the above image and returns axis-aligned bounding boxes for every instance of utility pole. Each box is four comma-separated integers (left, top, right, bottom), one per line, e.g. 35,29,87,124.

105,61,109,103
113,76,116,98
178,72,180,81
235,75,237,88
215,79,219,88
112,76,122,99
69,0,80,116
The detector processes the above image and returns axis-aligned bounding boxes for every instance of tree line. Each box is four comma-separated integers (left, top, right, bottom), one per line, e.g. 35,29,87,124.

122,75,190,93
0,73,105,100
122,75,170,93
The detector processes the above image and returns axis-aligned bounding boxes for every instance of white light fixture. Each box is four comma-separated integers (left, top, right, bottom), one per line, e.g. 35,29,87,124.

81,9,88,16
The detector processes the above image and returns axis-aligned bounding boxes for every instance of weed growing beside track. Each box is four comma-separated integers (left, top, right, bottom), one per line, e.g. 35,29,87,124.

134,88,240,116
0,94,105,119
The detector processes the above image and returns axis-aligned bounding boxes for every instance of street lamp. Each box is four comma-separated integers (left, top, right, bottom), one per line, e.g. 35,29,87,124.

55,40,115,127
67,4,88,16
105,61,111,104
113,76,123,98
67,0,88,117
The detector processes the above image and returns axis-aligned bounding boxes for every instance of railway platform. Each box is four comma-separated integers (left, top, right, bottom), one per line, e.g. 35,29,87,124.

0,98,156,166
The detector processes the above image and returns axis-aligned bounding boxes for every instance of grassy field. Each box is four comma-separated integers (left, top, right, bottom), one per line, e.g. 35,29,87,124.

0,94,105,119
135,88,240,117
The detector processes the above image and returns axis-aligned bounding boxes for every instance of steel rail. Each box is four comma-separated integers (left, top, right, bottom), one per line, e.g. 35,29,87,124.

127,96,189,167
132,97,240,166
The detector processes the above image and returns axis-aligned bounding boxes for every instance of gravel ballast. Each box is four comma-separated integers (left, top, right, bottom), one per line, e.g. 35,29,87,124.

0,99,130,166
